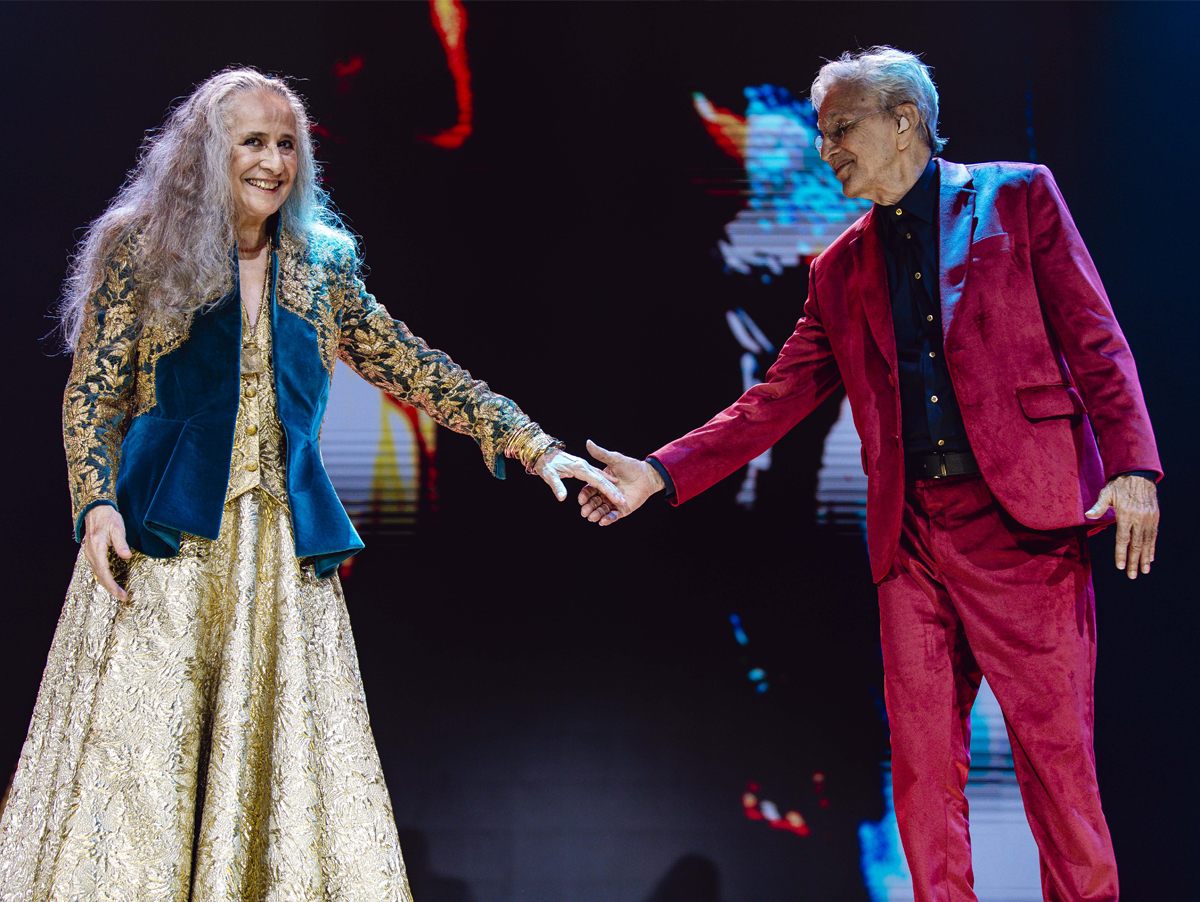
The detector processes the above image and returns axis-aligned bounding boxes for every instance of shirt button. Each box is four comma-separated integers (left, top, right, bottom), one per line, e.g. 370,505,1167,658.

914,272,922,280
906,232,912,239
931,395,939,403
246,461,258,471
247,424,258,436
938,439,945,447
895,208,903,216
245,386,257,398
926,314,934,322
929,351,936,358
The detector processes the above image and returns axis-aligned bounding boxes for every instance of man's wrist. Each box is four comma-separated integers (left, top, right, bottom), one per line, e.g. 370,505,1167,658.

645,461,665,493
645,456,674,498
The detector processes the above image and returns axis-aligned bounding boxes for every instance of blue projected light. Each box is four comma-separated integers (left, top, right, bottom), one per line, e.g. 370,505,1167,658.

730,613,750,647
730,614,769,693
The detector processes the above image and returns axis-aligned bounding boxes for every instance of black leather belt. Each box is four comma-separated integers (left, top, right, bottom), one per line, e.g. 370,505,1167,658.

907,450,980,480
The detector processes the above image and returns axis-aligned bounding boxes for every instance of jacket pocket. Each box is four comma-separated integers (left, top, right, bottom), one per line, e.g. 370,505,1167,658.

1015,383,1086,420
969,232,1012,259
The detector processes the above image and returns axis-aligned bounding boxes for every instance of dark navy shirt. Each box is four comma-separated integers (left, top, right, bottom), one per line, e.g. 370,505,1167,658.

877,158,969,457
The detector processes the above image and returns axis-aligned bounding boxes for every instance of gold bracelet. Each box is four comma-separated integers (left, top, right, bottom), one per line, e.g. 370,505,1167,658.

503,422,541,467
503,421,565,472
524,436,566,474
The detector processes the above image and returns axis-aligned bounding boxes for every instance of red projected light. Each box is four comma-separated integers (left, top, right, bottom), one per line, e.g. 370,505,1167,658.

742,781,816,838
424,0,473,149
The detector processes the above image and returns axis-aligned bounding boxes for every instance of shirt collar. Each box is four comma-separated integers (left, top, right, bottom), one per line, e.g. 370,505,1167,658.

876,156,938,225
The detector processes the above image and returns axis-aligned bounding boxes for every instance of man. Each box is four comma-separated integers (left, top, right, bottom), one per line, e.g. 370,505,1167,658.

579,47,1159,902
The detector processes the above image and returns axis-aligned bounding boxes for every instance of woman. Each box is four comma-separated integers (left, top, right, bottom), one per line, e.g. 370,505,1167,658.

0,68,623,900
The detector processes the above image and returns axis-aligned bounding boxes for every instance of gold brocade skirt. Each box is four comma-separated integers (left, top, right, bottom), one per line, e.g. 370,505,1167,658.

0,490,412,901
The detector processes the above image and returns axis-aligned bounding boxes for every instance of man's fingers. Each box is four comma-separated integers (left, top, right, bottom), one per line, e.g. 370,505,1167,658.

1113,517,1131,570
1085,487,1113,519
1125,523,1144,579
586,439,617,465
587,501,612,523
1144,523,1158,571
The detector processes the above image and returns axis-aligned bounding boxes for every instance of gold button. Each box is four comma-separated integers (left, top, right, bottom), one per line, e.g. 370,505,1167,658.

914,272,922,280
926,314,934,322
929,351,936,358
245,386,256,398
247,425,258,436
938,439,945,447
931,395,939,403
906,232,912,239
895,208,903,215
246,461,258,471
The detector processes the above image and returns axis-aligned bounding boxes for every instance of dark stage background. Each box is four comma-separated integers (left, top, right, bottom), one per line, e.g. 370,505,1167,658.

2,2,1197,899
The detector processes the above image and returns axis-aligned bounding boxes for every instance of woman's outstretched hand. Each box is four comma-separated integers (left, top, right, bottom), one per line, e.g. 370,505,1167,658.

577,440,665,525
83,505,133,601
533,448,627,509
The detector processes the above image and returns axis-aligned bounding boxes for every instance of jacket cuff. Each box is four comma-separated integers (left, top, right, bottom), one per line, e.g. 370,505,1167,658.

647,456,676,501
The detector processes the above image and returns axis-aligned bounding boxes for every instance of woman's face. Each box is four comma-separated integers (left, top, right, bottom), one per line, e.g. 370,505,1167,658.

226,90,298,235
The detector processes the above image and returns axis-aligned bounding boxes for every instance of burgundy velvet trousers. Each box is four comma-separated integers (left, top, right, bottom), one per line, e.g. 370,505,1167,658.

877,474,1118,902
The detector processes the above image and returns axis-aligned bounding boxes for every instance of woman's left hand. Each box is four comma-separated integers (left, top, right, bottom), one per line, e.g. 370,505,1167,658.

533,449,627,509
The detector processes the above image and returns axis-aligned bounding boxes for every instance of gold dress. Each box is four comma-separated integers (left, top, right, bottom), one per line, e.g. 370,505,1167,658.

0,301,412,900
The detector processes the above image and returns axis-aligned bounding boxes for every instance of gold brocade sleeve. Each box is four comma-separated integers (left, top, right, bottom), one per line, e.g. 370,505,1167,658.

62,238,140,537
336,272,558,476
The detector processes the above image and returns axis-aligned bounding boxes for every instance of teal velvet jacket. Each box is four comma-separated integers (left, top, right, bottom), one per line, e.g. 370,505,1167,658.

64,223,542,577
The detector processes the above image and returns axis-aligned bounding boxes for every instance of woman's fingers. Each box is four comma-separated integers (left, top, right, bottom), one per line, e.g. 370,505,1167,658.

571,463,625,506
544,470,568,501
83,507,131,600
87,536,128,601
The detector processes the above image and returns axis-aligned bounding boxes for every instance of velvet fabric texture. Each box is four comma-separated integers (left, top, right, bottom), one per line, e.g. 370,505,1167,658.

653,160,1161,583
113,255,364,578
879,474,1117,902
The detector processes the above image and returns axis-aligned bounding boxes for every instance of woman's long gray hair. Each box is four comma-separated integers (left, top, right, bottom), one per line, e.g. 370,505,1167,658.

59,67,350,349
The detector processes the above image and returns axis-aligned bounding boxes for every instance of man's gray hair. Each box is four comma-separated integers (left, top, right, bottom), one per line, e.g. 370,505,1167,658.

810,46,945,154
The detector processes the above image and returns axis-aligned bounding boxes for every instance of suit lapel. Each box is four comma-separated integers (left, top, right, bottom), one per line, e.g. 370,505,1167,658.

938,160,976,342
846,207,898,373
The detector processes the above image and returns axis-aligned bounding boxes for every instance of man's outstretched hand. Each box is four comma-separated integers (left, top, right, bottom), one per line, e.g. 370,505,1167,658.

1085,473,1159,579
577,440,665,525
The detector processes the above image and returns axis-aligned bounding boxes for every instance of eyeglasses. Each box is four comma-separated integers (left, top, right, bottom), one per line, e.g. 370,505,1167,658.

814,108,893,152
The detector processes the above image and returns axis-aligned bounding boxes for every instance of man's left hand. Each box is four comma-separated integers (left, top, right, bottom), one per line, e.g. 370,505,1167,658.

1085,474,1159,579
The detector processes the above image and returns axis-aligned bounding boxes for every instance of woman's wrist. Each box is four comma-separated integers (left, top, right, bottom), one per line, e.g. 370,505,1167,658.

504,422,564,474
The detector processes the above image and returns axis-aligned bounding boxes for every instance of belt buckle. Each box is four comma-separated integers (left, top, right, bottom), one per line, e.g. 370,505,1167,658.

938,454,948,478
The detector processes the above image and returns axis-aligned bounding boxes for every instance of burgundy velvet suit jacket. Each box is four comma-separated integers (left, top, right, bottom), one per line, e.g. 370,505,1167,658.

653,160,1161,583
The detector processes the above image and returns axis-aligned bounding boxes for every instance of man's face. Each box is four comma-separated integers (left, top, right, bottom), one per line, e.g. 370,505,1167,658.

816,82,901,204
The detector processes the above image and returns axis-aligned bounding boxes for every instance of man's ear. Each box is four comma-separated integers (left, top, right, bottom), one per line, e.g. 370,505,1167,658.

894,102,921,150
